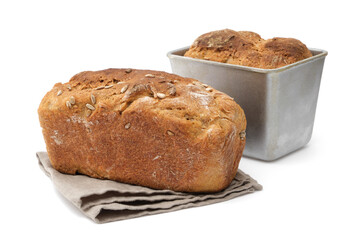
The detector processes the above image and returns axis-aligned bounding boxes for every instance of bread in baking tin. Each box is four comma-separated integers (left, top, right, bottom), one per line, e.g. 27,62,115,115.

185,29,312,69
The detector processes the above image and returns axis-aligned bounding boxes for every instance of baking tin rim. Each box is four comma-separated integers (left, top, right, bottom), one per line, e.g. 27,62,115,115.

167,46,328,74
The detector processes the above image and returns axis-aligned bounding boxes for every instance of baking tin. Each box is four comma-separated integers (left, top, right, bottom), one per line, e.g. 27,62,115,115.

167,47,327,161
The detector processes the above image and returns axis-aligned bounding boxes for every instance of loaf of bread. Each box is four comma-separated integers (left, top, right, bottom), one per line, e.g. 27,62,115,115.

38,69,246,192
184,29,312,69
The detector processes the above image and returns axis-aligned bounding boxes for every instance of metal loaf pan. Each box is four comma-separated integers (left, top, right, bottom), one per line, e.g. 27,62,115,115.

167,47,327,161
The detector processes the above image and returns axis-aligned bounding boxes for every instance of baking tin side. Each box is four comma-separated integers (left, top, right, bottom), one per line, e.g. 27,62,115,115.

167,47,327,160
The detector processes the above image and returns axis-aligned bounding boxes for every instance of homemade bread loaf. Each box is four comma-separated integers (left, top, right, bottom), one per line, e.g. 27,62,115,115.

185,29,312,69
38,69,246,192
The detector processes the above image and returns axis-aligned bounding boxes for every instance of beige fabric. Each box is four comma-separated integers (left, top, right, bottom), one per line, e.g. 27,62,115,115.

37,152,262,223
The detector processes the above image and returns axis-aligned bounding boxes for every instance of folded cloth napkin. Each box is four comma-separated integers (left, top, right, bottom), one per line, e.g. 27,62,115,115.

37,152,262,223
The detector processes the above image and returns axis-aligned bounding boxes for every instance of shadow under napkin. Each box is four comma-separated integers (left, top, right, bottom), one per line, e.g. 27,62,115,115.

37,152,262,223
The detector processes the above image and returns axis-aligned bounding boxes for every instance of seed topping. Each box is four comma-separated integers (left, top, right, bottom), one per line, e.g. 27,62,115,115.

104,85,113,89
121,84,129,93
124,123,131,129
168,87,176,96
86,103,95,111
125,69,132,73
240,131,246,140
205,87,213,92
69,96,75,105
145,74,155,78
156,93,166,99
167,130,175,136
65,101,72,109
91,94,96,105
85,109,92,117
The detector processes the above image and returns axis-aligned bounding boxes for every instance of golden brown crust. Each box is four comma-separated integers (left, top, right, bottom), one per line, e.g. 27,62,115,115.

38,69,246,192
184,29,312,69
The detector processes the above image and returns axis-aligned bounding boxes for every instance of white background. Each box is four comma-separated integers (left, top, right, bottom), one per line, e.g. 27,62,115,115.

1,0,359,239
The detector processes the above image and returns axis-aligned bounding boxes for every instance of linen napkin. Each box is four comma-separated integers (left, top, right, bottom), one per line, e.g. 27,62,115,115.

37,152,262,223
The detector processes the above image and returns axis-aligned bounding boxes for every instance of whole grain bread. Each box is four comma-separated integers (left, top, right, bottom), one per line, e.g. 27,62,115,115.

184,29,312,69
38,69,246,192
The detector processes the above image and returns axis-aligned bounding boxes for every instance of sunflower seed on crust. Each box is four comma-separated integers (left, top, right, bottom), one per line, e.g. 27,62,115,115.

121,84,129,93
104,85,113,89
240,130,246,140
124,123,131,129
91,94,96,104
156,93,166,99
168,87,176,96
69,96,75,105
125,69,132,73
145,74,155,78
96,86,104,90
85,109,92,117
57,90,62,96
86,103,95,111
149,85,157,98
65,101,72,109
167,130,175,136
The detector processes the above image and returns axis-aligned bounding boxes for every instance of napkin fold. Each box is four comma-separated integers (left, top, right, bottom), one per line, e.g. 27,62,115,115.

37,152,262,223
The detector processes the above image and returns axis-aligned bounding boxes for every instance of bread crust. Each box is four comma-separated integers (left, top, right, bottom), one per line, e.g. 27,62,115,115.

184,29,312,69
38,69,246,192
